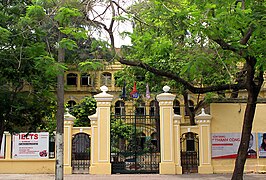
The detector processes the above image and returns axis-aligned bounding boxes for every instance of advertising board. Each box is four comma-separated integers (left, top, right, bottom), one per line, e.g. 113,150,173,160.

212,133,256,159
12,132,49,159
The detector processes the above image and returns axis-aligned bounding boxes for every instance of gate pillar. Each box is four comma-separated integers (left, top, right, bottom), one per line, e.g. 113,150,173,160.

173,114,182,174
89,86,113,174
156,86,176,174
4,131,11,160
195,108,213,174
64,110,75,174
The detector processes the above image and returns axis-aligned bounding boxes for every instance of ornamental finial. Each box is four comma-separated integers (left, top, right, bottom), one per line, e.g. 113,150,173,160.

163,85,170,93
100,85,108,93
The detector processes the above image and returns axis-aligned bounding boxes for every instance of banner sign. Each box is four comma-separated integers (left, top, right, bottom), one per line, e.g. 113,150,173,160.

0,134,5,159
12,132,49,159
212,133,256,159
258,133,266,158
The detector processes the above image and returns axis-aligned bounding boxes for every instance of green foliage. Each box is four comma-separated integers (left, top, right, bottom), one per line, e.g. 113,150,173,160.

110,117,135,153
0,1,60,134
34,55,67,77
54,7,82,26
59,38,78,50
70,96,97,127
26,5,45,21
111,119,134,140
119,0,265,97
78,61,104,72
59,27,87,39
0,27,11,43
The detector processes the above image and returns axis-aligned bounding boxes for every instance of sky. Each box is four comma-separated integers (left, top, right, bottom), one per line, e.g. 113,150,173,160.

88,1,135,47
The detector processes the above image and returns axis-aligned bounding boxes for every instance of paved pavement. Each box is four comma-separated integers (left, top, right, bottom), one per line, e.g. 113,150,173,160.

0,174,265,180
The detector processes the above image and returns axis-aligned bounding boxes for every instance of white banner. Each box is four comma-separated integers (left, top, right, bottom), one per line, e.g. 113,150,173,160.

12,132,49,159
0,134,5,159
212,133,256,159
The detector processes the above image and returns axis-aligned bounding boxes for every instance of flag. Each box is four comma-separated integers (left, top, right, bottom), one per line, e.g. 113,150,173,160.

130,82,139,98
146,83,150,99
121,81,127,100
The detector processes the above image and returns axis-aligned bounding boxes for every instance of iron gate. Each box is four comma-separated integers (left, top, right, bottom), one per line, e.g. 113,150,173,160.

180,132,199,173
72,133,91,174
110,114,160,174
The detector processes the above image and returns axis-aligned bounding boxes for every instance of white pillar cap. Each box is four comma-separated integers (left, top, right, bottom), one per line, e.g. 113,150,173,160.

64,108,75,121
163,85,170,93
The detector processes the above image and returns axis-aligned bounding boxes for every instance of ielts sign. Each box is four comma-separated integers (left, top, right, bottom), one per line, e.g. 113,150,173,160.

12,132,49,159
19,133,38,140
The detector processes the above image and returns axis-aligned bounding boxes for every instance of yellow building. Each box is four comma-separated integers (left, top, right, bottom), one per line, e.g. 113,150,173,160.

63,62,266,174
64,62,198,124
1,62,266,175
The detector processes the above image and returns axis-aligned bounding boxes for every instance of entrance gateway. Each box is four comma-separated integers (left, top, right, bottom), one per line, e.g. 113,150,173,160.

110,114,160,174
72,133,91,173
180,132,199,173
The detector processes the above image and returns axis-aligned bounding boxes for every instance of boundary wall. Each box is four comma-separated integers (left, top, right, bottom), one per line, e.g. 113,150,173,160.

1,86,266,174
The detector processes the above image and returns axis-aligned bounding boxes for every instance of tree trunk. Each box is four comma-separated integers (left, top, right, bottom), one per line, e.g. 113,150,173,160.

231,89,258,180
183,92,195,125
55,32,65,180
231,58,263,180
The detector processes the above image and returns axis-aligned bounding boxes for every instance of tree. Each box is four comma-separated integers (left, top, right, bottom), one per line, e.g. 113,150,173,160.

70,96,96,127
0,0,61,148
83,0,265,179
9,1,89,179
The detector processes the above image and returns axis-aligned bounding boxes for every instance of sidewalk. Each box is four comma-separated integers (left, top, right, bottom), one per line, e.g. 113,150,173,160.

0,174,265,180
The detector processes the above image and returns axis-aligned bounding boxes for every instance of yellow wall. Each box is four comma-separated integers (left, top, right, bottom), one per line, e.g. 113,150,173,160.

210,103,266,173
2,92,266,175
0,125,92,174
0,159,55,174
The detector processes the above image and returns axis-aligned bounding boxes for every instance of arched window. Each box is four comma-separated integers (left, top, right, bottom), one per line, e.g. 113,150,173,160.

67,100,76,111
115,101,125,116
67,73,77,85
149,100,159,116
135,100,145,116
81,73,93,86
173,99,180,115
101,72,112,86
185,100,194,115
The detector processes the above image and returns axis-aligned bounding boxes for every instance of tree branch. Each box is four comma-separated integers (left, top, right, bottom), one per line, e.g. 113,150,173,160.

118,58,245,94
91,5,111,22
109,0,115,48
111,0,151,26
211,38,239,52
240,27,253,45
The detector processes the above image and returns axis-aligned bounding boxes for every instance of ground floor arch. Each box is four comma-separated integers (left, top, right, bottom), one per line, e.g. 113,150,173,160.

180,132,199,174
72,133,91,174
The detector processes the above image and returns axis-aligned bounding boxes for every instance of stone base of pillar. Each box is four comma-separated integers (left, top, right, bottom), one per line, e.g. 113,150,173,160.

175,165,182,174
89,163,111,174
64,166,72,174
198,165,213,174
159,162,176,174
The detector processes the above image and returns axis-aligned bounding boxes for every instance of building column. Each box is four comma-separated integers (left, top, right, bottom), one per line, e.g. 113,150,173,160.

89,86,113,174
125,100,134,115
173,114,182,174
156,86,176,174
195,108,213,174
64,110,75,174
77,73,81,91
4,132,11,160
